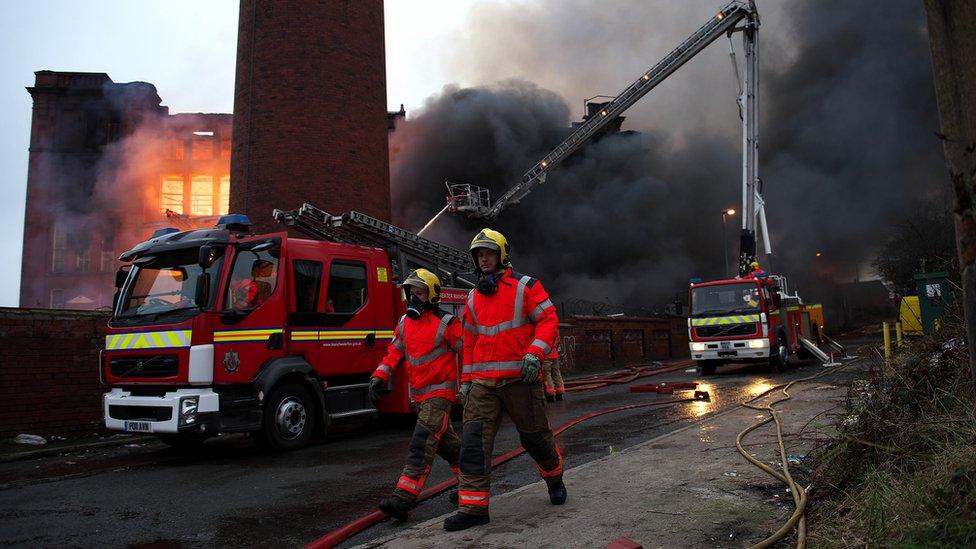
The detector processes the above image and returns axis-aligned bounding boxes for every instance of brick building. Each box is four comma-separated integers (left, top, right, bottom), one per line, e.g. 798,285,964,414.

230,0,392,233
19,71,232,310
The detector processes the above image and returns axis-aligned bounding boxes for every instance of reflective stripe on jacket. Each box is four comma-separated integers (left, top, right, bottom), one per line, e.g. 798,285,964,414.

461,268,559,382
372,309,462,403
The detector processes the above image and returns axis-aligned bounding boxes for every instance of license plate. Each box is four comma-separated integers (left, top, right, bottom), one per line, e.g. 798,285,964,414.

124,421,152,433
720,341,732,350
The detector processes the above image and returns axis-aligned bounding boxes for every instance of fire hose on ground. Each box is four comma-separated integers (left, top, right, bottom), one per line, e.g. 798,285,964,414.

736,361,854,549
305,363,703,549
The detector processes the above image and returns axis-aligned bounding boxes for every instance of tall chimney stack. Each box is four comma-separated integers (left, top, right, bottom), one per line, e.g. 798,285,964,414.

230,0,391,232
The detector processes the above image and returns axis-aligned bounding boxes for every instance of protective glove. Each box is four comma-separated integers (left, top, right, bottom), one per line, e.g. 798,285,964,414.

520,353,542,383
368,376,383,403
457,381,472,402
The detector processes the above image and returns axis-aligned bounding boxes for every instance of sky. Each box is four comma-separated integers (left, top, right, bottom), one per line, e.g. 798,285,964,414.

0,0,480,307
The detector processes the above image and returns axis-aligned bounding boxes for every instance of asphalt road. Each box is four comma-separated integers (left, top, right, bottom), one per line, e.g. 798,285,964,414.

0,350,870,549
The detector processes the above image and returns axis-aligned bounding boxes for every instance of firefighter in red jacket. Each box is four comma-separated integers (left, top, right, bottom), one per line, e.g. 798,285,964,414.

443,229,566,532
369,269,462,521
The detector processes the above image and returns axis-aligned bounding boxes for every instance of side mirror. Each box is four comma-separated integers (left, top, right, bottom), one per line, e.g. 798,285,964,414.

114,267,130,289
198,245,217,268
195,273,211,309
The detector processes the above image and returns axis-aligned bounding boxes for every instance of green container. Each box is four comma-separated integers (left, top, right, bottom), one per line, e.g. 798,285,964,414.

913,271,950,334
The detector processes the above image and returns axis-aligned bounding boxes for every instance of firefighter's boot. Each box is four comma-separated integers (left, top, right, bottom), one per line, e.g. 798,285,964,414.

547,479,567,505
443,512,490,531
378,496,412,520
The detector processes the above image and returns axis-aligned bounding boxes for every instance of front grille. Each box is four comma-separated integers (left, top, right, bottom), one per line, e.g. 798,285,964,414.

109,355,179,378
695,323,759,338
108,405,173,422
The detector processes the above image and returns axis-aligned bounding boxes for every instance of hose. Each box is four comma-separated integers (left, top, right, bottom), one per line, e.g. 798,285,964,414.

737,361,854,549
304,395,702,549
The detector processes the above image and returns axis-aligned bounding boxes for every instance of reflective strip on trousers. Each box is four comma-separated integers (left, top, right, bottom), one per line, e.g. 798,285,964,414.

397,476,421,495
410,379,458,399
458,490,489,506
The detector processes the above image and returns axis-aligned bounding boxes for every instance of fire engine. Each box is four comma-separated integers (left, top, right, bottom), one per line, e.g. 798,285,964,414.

102,204,475,451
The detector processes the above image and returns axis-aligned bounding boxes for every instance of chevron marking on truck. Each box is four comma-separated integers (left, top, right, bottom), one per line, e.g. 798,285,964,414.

105,329,192,350
690,315,761,327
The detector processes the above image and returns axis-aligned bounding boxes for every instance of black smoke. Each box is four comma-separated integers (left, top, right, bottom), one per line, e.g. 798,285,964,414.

390,0,949,318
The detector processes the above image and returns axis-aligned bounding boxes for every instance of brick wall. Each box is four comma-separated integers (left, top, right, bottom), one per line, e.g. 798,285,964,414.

559,315,689,372
230,0,392,232
0,308,108,438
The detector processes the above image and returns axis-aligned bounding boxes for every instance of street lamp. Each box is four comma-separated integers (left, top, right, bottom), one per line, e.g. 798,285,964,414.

722,208,736,278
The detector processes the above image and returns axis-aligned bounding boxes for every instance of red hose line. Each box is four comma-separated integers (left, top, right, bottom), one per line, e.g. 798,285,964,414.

305,395,698,549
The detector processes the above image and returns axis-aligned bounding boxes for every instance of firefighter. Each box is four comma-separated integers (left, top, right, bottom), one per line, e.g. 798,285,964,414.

230,259,274,310
747,260,768,279
369,268,463,521
443,229,566,532
543,345,566,402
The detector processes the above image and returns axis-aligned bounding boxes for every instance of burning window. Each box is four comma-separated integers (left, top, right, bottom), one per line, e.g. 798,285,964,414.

51,223,67,273
190,176,214,216
191,136,213,160
165,138,184,160
161,176,185,214
219,176,230,215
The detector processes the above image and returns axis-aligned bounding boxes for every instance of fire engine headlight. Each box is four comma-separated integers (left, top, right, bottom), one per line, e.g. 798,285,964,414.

179,396,199,426
691,342,707,351
748,339,767,349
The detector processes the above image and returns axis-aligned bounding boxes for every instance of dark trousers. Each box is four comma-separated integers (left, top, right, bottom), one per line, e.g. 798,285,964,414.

392,397,461,504
456,380,564,515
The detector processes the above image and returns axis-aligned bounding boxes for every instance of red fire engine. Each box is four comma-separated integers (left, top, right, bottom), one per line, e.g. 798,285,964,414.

687,273,833,375
102,204,475,451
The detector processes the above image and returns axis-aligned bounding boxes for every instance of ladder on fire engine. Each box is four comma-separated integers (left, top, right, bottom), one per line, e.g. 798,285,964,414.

445,0,760,222
273,203,475,286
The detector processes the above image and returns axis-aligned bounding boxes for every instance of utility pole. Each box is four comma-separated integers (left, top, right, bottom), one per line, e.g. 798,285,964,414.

722,208,736,278
923,0,976,386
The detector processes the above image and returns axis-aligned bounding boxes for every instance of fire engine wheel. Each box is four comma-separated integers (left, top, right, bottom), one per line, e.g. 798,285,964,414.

770,340,789,373
257,382,315,452
698,361,718,376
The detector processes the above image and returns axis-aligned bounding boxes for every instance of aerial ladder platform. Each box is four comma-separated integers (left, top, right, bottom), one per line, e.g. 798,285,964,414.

273,203,476,287
444,0,764,254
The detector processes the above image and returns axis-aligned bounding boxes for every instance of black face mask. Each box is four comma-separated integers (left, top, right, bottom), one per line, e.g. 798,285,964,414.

477,272,500,295
406,294,425,319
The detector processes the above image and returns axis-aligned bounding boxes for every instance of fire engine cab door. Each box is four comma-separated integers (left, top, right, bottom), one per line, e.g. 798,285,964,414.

316,255,395,377
213,239,287,385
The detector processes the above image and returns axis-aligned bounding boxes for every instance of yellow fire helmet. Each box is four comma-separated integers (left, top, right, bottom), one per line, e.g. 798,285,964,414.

400,268,442,304
750,260,761,270
470,228,511,267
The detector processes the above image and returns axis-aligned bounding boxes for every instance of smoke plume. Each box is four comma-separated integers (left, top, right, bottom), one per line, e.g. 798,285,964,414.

390,0,949,317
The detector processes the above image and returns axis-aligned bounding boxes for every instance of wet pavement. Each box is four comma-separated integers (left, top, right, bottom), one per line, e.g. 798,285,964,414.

0,351,870,548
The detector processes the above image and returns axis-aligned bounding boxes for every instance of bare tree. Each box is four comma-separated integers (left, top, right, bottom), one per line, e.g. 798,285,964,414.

924,0,976,384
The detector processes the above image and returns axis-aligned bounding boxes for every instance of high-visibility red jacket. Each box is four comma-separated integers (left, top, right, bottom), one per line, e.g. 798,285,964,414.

461,267,559,382
372,308,462,403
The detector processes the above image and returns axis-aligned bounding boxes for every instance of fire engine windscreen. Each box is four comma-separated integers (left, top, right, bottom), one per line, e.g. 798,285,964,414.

118,248,224,319
690,282,761,318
